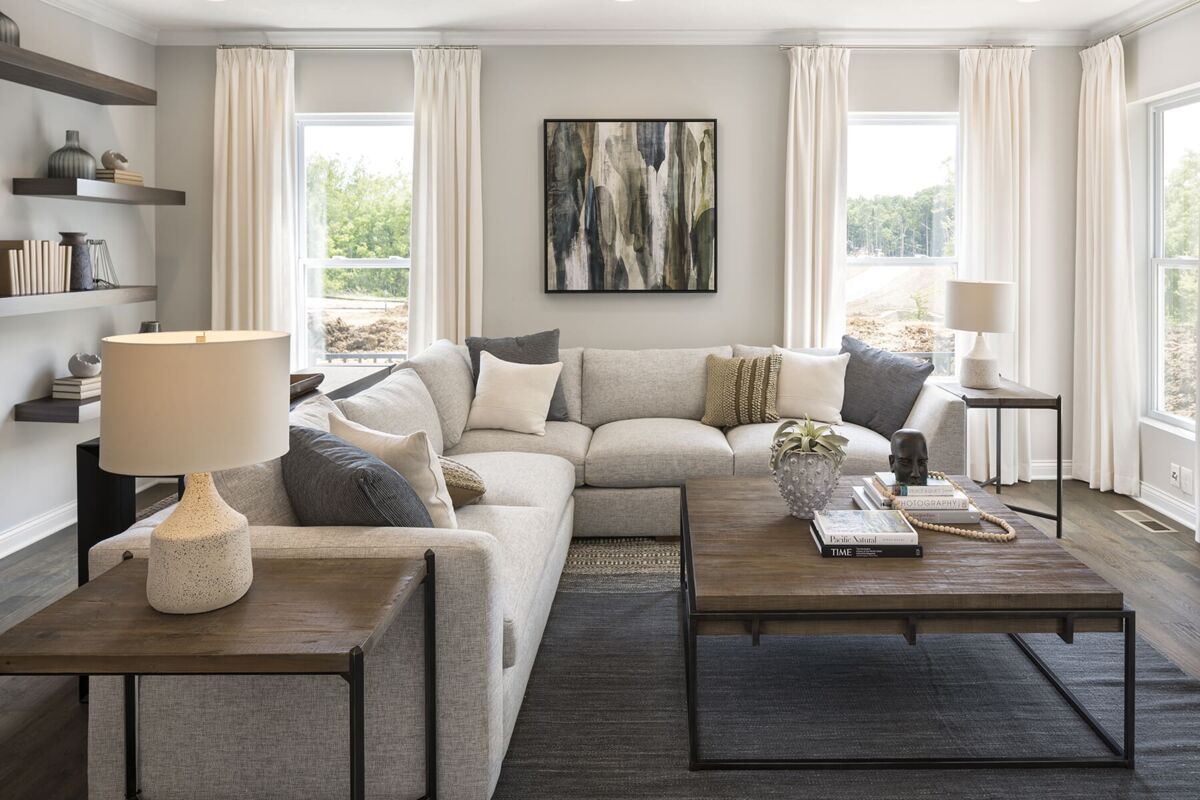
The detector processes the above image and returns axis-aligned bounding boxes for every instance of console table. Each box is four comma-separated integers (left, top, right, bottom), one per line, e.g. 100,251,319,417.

938,378,1064,539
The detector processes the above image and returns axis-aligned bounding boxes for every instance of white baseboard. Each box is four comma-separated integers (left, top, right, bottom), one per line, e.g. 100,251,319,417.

1029,459,1073,481
0,477,177,563
1136,481,1196,530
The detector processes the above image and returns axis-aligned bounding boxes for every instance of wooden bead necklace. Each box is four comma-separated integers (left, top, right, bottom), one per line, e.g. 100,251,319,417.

877,472,1017,543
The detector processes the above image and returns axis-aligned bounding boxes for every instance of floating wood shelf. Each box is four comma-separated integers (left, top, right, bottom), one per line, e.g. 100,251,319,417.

13,179,185,205
0,286,156,319
0,42,156,105
15,395,100,424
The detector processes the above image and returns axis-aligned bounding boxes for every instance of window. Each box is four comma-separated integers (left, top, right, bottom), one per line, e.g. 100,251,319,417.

296,113,413,367
846,113,957,375
1149,93,1200,428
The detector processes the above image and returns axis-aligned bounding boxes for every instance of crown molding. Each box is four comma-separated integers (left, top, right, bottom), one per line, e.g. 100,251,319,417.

156,27,1090,48
36,0,159,45
1088,0,1198,41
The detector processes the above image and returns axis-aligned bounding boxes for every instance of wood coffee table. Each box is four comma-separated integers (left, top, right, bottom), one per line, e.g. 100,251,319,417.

680,476,1134,771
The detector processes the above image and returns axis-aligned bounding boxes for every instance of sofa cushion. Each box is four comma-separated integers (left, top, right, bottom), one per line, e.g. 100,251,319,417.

465,353,563,436
287,393,344,431
399,340,475,449
446,451,577,511
840,335,934,440
732,344,839,358
585,418,734,487
774,346,851,424
701,353,781,427
335,368,445,455
727,421,891,477
467,329,568,422
454,503,560,669
439,457,486,507
447,421,591,486
559,347,583,423
582,345,733,427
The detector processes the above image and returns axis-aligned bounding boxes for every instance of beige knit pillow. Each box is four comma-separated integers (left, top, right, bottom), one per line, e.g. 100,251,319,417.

701,353,782,427
439,457,486,507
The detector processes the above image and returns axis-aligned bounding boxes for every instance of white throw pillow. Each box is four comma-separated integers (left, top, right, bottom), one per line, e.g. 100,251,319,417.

772,346,851,424
328,415,457,528
465,351,563,436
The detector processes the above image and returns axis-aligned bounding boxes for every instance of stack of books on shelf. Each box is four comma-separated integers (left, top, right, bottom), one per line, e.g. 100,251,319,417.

811,509,922,558
855,471,982,525
95,169,144,186
0,241,73,296
52,375,101,401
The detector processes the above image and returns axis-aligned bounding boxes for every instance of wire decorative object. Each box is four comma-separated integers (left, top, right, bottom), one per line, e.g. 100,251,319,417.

88,239,120,289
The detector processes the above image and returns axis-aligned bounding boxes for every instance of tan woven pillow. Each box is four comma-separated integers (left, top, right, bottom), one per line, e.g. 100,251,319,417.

701,353,782,427
439,457,486,507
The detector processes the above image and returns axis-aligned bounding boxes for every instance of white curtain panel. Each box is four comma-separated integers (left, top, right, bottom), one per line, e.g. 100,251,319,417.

1073,37,1141,496
957,48,1033,485
409,47,484,357
211,48,296,334
783,46,849,349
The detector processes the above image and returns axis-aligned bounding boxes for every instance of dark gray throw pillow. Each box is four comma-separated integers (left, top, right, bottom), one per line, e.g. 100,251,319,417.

466,329,567,422
839,335,934,440
281,426,433,529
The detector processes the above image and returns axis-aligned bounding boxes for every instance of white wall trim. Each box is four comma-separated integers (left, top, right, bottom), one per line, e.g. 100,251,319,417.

1088,0,1199,42
1029,459,1073,481
1137,480,1196,529
156,27,1090,48
35,0,160,45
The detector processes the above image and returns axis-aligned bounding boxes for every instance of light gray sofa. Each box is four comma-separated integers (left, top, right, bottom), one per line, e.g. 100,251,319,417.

85,341,965,800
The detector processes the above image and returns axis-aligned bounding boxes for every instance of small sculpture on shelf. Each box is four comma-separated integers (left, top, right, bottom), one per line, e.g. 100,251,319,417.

68,352,101,378
48,131,97,180
88,239,120,288
100,150,129,170
889,429,930,486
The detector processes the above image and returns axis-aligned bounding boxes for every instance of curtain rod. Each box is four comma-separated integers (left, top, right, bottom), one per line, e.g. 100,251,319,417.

216,44,478,51
777,44,1035,51
1111,0,1200,40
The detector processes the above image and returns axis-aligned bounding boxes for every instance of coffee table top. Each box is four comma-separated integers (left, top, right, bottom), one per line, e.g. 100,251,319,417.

684,476,1122,614
0,557,425,676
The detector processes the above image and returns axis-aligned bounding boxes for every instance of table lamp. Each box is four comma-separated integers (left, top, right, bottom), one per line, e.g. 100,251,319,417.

944,279,1016,390
100,331,289,614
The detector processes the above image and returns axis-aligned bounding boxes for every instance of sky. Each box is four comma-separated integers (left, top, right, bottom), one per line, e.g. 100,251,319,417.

304,122,413,175
1162,100,1200,177
848,118,957,199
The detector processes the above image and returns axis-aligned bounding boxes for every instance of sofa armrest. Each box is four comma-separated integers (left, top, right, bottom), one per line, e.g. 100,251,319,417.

903,382,966,474
87,524,506,800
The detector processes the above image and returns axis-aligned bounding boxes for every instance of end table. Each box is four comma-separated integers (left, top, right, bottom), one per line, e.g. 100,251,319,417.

939,378,1063,538
0,553,437,800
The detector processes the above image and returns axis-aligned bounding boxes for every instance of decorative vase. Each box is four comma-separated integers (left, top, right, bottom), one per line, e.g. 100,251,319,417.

0,11,18,46
48,130,96,179
771,452,842,520
60,232,94,290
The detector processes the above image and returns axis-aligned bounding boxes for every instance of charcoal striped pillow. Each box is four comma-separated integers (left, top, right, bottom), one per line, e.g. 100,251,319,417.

701,353,782,427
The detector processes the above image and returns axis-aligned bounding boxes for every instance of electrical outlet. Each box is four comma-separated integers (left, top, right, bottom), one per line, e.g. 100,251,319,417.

1170,463,1181,488
1182,467,1194,495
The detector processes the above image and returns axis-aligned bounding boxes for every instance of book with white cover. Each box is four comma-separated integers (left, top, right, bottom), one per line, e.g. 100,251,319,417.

813,509,918,545
873,471,955,496
853,486,982,525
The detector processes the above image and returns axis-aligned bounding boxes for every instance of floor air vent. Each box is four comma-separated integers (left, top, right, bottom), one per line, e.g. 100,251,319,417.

1114,509,1177,533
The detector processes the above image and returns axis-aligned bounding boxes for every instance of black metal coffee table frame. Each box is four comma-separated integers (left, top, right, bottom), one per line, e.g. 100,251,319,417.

679,488,1135,771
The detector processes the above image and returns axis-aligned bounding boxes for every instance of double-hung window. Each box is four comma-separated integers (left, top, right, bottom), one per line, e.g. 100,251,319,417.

1148,93,1200,428
846,113,958,375
296,113,414,368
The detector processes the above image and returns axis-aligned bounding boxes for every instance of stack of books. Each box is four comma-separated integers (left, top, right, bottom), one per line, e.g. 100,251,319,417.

0,241,73,296
856,471,982,525
52,375,101,401
811,509,922,558
95,169,144,186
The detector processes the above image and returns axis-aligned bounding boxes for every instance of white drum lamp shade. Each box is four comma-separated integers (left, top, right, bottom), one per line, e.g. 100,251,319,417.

944,280,1015,390
100,331,290,613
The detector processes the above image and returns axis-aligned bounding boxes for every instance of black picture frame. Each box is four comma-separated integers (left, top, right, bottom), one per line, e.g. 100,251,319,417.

543,118,718,294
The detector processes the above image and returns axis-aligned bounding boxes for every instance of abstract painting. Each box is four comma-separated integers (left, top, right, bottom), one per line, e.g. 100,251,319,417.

544,119,717,292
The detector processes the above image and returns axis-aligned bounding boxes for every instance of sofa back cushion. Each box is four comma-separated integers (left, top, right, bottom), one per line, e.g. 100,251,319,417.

398,340,475,449
582,346,733,427
559,347,583,423
335,368,445,454
467,329,567,421
732,344,839,359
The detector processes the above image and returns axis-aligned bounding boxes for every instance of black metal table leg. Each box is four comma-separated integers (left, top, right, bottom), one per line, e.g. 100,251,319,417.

423,550,438,800
1125,611,1137,768
1056,396,1064,538
124,674,139,799
995,407,1003,495
349,647,365,800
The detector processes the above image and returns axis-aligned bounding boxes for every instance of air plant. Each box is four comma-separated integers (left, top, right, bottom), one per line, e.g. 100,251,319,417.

769,417,849,471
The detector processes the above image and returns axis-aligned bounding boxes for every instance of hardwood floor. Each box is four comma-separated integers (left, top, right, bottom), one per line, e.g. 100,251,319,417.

0,479,1195,799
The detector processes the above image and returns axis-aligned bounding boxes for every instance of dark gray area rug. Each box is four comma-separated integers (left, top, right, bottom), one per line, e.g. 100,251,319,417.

493,589,1199,799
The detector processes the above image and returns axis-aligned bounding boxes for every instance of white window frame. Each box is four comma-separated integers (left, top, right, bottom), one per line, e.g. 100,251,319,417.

295,112,414,368
846,112,959,370
1147,91,1200,431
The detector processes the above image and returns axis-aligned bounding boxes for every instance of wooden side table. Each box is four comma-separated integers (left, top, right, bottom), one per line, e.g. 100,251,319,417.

0,554,437,800
939,378,1063,538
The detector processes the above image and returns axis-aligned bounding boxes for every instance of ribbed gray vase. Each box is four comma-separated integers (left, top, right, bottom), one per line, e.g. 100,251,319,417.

0,11,18,46
771,452,842,520
48,131,96,180
60,232,94,291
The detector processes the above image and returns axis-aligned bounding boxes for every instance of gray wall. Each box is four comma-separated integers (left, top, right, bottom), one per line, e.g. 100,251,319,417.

0,0,157,550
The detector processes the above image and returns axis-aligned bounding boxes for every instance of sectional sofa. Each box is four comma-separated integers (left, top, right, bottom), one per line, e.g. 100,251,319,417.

85,341,965,800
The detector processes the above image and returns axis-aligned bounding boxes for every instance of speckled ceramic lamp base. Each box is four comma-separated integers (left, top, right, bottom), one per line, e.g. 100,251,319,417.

958,332,1001,389
146,472,253,614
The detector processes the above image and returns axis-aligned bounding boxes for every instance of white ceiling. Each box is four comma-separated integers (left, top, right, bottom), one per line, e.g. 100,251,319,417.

43,0,1168,45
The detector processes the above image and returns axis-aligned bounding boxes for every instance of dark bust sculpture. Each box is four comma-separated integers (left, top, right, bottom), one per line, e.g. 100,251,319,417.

889,428,929,486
